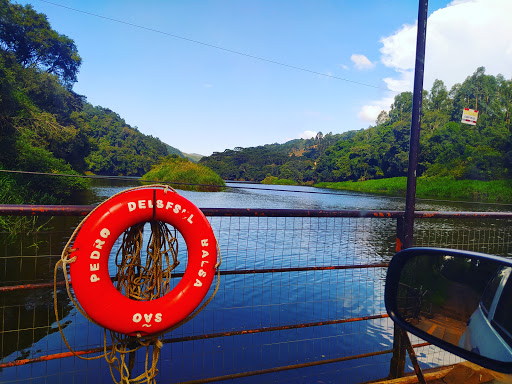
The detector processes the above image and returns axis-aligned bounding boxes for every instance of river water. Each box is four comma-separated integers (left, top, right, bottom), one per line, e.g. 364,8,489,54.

1,180,511,383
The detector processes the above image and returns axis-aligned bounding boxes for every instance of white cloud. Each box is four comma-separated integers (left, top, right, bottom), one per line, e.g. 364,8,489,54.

383,70,415,93
360,0,512,122
379,0,512,92
350,54,375,70
341,64,350,70
358,97,394,123
358,105,382,123
299,130,317,139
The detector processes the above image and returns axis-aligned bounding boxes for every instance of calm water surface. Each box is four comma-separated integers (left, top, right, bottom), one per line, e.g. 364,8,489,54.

1,180,511,383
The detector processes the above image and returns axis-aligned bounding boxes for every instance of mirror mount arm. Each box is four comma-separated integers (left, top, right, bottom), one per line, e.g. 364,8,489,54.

401,328,427,384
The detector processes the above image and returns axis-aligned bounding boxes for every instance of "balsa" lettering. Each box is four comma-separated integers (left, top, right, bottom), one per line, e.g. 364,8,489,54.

194,239,210,287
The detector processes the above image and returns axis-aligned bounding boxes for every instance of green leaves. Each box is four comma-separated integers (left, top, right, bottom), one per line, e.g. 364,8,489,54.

0,0,82,87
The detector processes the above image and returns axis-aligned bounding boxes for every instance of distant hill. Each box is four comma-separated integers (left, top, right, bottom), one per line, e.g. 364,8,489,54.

164,144,185,158
199,132,347,184
163,144,203,163
183,153,204,163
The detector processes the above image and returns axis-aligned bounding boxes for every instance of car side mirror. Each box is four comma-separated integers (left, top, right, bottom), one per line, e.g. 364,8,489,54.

385,247,512,373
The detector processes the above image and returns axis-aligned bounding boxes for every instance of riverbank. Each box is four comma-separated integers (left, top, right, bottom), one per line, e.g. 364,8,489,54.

315,177,512,203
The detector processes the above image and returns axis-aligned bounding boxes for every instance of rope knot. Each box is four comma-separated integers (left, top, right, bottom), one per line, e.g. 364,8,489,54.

61,247,78,267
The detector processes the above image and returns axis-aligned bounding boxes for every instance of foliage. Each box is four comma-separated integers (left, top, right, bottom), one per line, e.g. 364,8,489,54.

316,177,512,203
83,104,169,176
200,132,346,184
261,175,296,185
0,169,58,235
141,155,226,192
0,0,81,87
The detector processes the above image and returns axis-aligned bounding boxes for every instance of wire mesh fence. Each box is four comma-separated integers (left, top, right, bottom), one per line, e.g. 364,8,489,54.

1,208,512,383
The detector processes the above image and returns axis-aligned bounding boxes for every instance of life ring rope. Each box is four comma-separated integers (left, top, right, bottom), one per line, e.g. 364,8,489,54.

53,184,222,364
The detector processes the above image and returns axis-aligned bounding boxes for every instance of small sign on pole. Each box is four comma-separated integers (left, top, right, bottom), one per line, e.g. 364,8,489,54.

461,108,478,125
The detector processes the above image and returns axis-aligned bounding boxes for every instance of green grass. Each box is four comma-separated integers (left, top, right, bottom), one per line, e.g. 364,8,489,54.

0,173,57,239
315,177,512,203
261,176,297,186
141,156,225,192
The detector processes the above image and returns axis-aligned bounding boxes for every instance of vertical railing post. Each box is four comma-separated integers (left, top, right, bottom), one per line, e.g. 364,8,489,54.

389,0,429,378
389,217,407,378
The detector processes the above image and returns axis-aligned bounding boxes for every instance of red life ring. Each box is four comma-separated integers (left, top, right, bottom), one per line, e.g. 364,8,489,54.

69,187,217,336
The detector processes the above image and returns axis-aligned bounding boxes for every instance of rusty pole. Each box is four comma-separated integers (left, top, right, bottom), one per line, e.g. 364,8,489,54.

403,0,429,249
390,0,429,379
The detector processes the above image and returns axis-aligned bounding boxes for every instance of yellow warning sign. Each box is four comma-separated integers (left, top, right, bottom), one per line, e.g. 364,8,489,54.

461,108,478,125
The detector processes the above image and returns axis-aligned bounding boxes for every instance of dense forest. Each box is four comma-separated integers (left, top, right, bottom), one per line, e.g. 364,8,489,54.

201,67,512,184
200,132,352,184
0,0,186,204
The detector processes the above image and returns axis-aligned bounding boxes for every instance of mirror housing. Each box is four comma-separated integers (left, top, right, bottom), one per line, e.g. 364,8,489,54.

385,247,512,373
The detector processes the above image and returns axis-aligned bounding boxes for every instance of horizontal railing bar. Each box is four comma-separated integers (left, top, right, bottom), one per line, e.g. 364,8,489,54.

0,314,391,369
162,314,390,344
414,211,512,219
1,204,512,219
0,204,96,216
0,204,403,217
0,281,61,292
0,263,389,292
220,263,390,275
0,346,106,368
204,208,405,218
176,342,432,384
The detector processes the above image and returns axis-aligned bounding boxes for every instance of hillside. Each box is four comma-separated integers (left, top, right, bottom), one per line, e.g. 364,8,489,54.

201,67,512,185
200,132,348,183
0,1,189,203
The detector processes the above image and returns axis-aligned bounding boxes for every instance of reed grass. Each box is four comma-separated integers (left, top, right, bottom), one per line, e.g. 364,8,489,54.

261,176,296,185
315,177,512,203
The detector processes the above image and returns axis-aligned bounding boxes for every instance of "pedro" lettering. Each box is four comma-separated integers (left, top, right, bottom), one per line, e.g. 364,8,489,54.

90,228,110,283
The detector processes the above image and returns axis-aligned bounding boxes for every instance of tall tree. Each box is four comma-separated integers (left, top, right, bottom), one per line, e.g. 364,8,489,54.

0,0,81,87
388,92,413,123
427,79,450,113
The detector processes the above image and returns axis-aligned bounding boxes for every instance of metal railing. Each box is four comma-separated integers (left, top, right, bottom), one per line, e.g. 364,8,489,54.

1,205,511,383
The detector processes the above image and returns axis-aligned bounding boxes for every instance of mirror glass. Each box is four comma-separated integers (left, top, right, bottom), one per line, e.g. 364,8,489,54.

395,252,512,363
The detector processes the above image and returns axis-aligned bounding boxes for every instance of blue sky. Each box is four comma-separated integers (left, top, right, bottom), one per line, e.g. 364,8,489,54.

18,0,512,155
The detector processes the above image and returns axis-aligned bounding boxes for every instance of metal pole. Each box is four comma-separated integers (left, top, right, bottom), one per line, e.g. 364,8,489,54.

389,0,429,379
403,0,429,249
